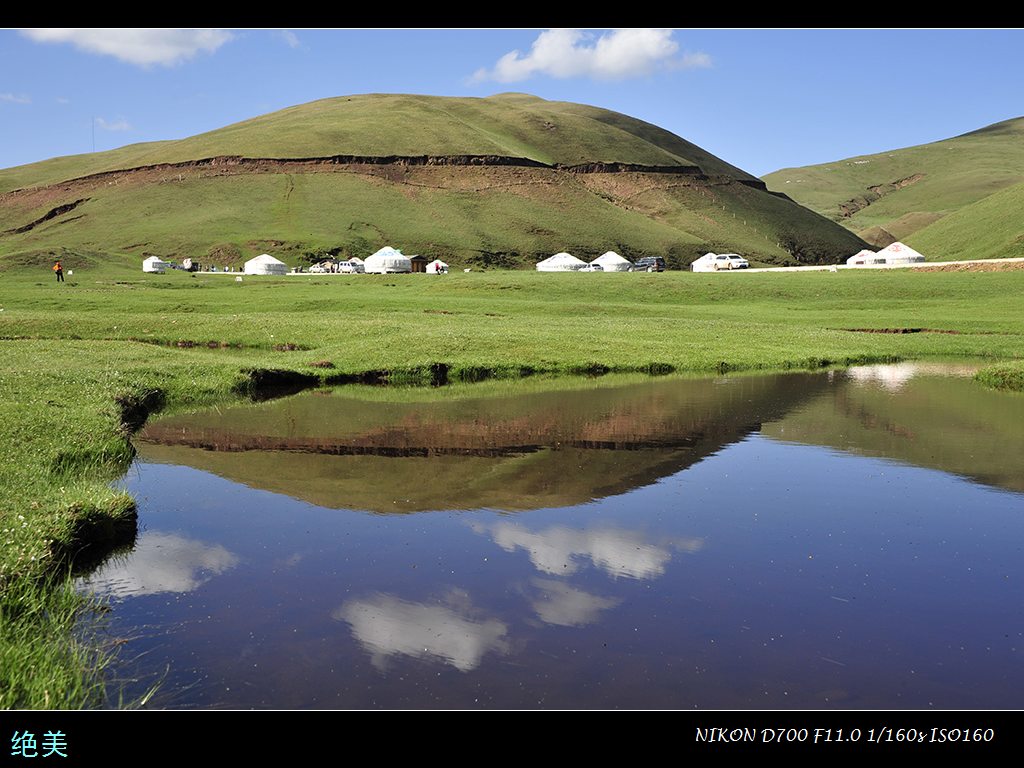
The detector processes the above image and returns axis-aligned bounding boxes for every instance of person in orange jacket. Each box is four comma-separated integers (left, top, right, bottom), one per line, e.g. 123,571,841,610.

53,260,64,282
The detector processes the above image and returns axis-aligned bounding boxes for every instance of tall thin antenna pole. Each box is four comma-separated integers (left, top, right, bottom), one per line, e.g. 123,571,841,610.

92,117,95,153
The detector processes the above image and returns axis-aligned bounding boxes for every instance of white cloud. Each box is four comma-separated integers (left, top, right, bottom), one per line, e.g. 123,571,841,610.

79,531,239,598
277,30,301,49
529,579,620,627
478,521,703,580
334,591,509,672
95,116,132,132
19,28,233,67
472,28,709,83
0,93,31,104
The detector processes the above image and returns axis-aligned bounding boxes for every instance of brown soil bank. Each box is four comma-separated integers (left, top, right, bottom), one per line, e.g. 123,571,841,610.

915,260,1024,273
0,154,714,205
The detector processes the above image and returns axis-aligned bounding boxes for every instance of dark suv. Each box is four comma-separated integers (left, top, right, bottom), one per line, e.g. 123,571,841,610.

634,256,666,272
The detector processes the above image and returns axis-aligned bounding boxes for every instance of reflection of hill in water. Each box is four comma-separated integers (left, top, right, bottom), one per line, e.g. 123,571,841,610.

137,374,825,512
763,367,1024,494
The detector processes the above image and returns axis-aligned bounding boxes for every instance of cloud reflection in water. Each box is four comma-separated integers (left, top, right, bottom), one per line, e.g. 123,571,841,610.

334,591,509,672
846,361,977,391
528,578,621,627
80,531,239,598
478,521,702,580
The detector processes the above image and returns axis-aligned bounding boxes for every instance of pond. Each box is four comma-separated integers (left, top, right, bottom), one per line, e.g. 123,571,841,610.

78,363,1024,709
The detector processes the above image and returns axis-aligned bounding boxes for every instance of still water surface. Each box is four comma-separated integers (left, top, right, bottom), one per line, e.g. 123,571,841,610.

80,363,1024,708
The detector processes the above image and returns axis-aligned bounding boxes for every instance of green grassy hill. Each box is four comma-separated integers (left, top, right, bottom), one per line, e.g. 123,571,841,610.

762,116,1024,258
907,179,1024,260
0,93,866,268
0,93,759,192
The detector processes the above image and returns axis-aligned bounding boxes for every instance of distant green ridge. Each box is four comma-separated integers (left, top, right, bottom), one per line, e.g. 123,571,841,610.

763,116,1024,258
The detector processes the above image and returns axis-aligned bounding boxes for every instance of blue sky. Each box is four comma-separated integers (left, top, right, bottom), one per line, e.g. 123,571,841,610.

1,28,1022,176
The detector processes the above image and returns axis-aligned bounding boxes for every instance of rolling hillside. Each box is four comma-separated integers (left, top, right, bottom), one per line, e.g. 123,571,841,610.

763,117,1024,259
0,93,867,269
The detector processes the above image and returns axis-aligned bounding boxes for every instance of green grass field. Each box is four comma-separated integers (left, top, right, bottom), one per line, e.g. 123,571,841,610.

762,116,1024,259
2,263,1023,707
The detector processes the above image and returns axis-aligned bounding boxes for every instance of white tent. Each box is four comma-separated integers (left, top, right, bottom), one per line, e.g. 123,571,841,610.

876,241,926,264
142,255,169,273
426,259,449,274
364,246,412,274
590,251,633,272
348,256,364,265
243,254,288,275
536,252,587,272
846,249,881,266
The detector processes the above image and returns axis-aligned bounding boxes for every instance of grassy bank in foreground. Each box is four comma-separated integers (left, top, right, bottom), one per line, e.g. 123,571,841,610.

1,265,1023,707
0,342,243,708
975,360,1024,392
0,575,129,709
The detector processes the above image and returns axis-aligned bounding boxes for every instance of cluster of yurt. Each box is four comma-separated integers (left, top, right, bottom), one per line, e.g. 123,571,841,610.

535,251,634,272
146,245,645,277
143,245,449,276
846,242,926,267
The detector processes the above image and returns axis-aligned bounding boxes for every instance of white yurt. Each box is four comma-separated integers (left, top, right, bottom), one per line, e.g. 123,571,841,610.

590,251,633,272
536,252,587,272
876,241,926,264
426,259,449,274
364,246,412,274
846,249,881,266
243,254,288,275
142,256,169,273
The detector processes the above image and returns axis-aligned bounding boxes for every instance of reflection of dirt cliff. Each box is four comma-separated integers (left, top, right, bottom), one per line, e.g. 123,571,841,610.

138,373,827,512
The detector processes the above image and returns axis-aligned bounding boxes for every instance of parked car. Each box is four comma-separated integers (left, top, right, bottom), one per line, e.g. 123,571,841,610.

634,256,666,272
691,253,749,272
581,264,604,272
721,254,749,269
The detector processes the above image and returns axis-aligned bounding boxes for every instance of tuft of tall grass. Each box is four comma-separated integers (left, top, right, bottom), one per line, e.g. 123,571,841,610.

976,361,1024,392
0,574,115,709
